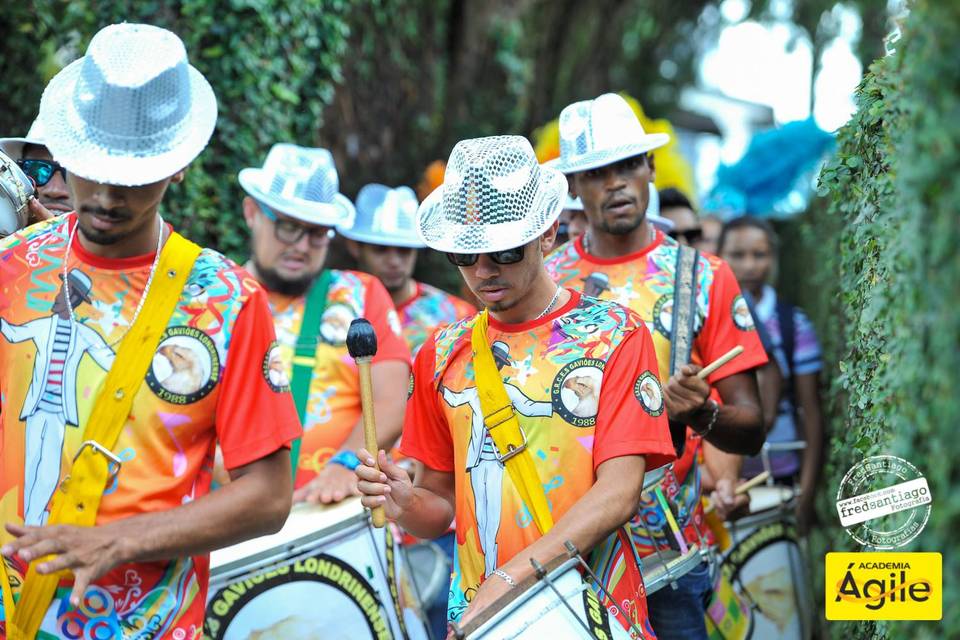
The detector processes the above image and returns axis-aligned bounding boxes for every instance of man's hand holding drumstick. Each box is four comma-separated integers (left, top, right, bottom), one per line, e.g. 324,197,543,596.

662,346,744,431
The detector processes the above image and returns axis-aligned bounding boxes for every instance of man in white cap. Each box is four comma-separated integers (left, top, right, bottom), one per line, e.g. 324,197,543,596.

544,93,767,639
1,119,72,218
355,135,675,634
239,147,411,503
339,183,475,356
0,24,300,639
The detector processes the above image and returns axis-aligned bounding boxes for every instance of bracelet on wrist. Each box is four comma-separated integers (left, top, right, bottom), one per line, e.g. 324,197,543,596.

328,450,361,471
694,399,719,437
492,568,518,589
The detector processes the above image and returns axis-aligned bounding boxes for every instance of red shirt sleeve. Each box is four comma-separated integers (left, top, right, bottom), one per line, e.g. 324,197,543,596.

216,286,302,469
364,276,413,366
398,333,455,472
696,261,768,384
594,324,676,471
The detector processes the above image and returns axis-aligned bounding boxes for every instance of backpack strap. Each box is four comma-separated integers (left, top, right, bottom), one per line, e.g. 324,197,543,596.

667,244,700,455
775,299,797,412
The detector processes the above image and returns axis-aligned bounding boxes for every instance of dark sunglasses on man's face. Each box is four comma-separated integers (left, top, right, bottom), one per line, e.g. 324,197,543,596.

18,159,67,187
445,244,525,267
669,228,703,244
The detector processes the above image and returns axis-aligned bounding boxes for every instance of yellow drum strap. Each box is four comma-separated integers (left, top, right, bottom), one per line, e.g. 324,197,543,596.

470,310,554,535
5,231,201,640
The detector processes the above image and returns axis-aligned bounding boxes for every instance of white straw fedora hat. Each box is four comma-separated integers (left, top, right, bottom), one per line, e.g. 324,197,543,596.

547,93,669,175
338,184,425,248
563,194,584,211
38,23,217,187
239,144,355,227
0,119,48,160
417,135,567,253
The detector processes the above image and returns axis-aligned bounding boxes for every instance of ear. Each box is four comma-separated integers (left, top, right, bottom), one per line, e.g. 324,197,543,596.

170,169,186,185
242,196,258,229
567,175,579,198
344,239,360,260
540,219,560,255
647,153,656,182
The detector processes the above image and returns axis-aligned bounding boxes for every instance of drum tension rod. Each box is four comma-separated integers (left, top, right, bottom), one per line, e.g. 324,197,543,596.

564,541,645,638
529,557,594,636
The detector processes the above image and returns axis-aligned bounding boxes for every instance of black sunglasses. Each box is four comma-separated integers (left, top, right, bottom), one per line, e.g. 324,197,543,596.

18,159,67,187
669,228,703,244
445,244,525,267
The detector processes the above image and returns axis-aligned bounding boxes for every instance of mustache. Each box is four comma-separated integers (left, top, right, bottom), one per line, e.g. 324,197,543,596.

602,193,634,208
477,278,511,289
80,205,133,220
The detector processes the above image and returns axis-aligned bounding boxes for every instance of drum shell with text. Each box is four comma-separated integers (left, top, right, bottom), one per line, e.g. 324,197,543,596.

461,558,635,640
717,487,813,640
203,498,429,640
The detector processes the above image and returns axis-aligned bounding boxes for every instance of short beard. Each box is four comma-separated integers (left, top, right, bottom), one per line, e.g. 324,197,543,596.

598,213,645,236
253,258,319,297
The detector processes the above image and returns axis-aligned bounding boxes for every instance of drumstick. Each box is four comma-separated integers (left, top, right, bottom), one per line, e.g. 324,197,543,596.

696,345,744,379
346,318,386,528
653,486,689,554
703,471,772,513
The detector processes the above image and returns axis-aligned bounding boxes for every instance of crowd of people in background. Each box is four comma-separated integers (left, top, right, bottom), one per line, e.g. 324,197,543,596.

0,21,824,640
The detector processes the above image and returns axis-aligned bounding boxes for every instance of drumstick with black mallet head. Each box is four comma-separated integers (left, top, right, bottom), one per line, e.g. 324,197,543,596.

346,318,386,528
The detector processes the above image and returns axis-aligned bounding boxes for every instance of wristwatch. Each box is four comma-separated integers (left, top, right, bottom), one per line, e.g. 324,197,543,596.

329,450,361,470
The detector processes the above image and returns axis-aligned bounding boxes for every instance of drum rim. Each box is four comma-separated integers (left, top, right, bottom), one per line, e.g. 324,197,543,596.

457,555,581,636
639,544,702,595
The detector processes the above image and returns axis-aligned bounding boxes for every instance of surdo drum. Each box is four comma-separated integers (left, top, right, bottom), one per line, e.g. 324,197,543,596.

0,150,33,238
204,498,429,640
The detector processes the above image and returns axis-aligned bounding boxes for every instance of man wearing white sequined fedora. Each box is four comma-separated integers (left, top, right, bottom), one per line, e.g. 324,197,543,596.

339,183,475,356
240,146,411,504
0,23,300,639
545,93,767,640
354,135,675,634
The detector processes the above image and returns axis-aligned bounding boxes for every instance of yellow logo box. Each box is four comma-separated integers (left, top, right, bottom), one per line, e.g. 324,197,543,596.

825,552,941,620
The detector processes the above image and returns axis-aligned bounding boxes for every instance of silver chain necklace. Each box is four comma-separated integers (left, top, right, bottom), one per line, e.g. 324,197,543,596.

534,285,563,320
63,214,165,346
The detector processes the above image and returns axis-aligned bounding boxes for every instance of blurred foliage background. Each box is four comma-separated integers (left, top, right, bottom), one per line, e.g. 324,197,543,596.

4,2,957,637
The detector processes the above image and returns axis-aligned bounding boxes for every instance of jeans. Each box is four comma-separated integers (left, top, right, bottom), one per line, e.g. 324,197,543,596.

426,531,456,640
645,560,713,640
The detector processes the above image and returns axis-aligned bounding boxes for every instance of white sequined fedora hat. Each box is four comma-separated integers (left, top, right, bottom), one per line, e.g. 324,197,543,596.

0,119,47,160
239,144,355,227
417,135,567,253
38,23,217,187
547,93,669,174
338,184,425,248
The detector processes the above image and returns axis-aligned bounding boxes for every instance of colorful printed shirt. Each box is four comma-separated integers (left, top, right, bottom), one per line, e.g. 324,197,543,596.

400,291,675,630
0,216,300,639
267,270,411,488
743,284,822,478
546,232,768,557
395,281,475,356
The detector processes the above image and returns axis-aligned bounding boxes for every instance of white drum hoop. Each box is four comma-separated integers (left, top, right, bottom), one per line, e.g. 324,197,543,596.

640,544,703,595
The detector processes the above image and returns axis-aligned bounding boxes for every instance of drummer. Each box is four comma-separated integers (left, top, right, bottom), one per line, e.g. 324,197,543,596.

544,93,768,640
239,146,411,503
355,135,676,632
339,183,475,356
1,118,71,222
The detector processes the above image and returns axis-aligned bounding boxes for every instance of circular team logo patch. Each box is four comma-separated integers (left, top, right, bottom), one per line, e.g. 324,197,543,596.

652,294,674,338
731,294,756,331
633,371,665,417
320,303,357,345
551,358,605,428
262,342,290,393
147,326,220,404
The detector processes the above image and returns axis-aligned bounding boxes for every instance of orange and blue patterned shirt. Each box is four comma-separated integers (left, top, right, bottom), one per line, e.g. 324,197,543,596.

545,231,767,557
395,281,475,356
0,216,300,639
266,270,411,488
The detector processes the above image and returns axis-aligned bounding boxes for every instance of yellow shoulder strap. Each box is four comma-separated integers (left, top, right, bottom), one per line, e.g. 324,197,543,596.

4,231,202,640
470,310,554,535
